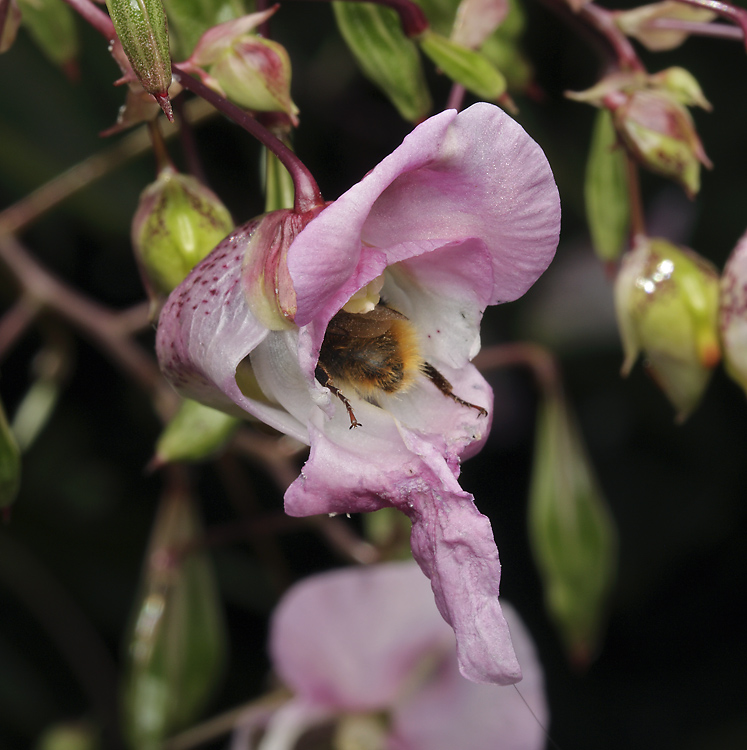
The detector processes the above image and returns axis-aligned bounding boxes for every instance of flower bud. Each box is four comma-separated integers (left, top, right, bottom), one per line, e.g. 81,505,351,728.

528,393,616,667
418,29,507,102
650,66,711,110
186,11,299,124
121,484,226,747
611,89,709,198
568,70,711,198
615,237,720,421
105,0,173,118
450,0,509,51
719,231,747,397
615,1,716,52
0,396,20,511
132,167,234,305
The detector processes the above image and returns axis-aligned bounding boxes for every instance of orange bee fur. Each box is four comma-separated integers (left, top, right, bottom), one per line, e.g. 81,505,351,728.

316,304,487,428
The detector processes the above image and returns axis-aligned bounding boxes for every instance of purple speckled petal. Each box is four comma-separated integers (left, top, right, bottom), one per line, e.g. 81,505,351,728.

155,221,308,442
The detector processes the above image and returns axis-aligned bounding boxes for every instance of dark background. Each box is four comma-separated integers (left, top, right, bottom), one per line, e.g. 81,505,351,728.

2,1,747,748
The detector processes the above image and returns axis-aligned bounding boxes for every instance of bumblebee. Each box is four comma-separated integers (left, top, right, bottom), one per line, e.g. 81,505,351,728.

315,304,488,428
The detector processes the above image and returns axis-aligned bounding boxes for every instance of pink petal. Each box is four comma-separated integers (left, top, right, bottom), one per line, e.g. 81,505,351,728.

270,563,455,711
288,102,559,328
294,237,495,384
155,222,308,442
388,603,548,750
402,432,521,686
283,372,518,685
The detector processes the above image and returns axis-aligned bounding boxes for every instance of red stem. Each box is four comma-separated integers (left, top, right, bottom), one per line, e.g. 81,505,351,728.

674,0,747,51
172,65,324,214
580,3,645,72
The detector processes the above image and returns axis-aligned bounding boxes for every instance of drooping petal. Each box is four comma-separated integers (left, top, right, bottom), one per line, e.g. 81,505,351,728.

283,384,518,686
270,563,455,711
288,102,560,328
155,221,308,442
402,432,520,686
388,602,547,750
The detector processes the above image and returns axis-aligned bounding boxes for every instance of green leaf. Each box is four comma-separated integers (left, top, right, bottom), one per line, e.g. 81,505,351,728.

332,2,431,123
585,108,630,262
528,394,617,666
419,30,506,101
16,0,77,67
154,399,239,465
121,488,227,748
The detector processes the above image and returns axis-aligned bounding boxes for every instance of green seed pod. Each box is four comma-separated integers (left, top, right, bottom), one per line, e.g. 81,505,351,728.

121,485,226,748
585,108,630,262
105,0,172,110
332,1,431,123
418,30,507,102
528,394,617,667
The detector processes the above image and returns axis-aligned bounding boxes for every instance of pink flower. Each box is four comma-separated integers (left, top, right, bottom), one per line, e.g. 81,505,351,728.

156,102,560,684
230,562,548,750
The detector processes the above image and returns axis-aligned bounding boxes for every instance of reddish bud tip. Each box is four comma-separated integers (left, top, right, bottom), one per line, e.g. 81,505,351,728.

154,92,174,122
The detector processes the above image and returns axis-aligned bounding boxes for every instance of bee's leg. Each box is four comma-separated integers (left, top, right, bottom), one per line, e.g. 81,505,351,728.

315,364,362,429
421,363,488,418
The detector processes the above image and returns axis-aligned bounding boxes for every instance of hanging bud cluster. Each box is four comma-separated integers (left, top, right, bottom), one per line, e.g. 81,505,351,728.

181,9,299,124
614,236,721,421
568,68,711,197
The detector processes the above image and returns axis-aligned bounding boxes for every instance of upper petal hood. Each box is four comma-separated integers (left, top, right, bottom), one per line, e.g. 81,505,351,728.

287,102,560,328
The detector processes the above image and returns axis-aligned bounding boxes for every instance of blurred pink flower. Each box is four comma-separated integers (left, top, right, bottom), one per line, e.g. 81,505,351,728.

156,103,560,684
230,562,548,750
